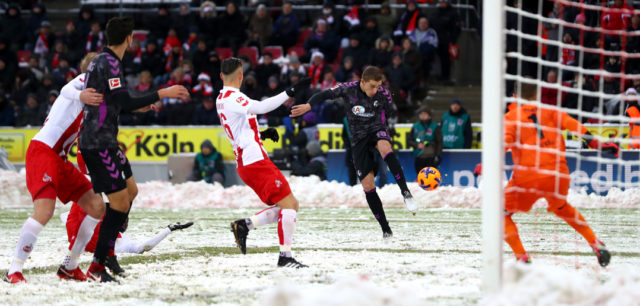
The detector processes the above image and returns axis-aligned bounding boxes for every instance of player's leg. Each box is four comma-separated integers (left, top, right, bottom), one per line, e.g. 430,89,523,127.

361,171,393,239
376,139,417,214
503,180,537,263
275,193,307,268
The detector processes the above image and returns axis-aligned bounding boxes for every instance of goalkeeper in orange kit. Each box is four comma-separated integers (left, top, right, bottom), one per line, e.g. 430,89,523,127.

502,81,619,266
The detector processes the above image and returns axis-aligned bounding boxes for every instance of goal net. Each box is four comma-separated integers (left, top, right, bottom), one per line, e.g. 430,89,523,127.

482,0,640,292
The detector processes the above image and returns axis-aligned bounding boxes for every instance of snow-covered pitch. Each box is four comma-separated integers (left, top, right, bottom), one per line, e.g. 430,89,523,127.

1,170,639,305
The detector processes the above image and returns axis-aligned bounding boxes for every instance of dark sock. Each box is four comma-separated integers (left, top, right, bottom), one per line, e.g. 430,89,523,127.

383,152,410,196
93,206,128,265
365,188,391,233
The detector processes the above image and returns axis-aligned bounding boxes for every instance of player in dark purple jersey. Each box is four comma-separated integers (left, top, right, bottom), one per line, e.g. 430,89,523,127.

302,66,417,241
79,17,189,282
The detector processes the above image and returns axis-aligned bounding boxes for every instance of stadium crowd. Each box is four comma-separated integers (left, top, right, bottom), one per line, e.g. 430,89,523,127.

0,0,464,128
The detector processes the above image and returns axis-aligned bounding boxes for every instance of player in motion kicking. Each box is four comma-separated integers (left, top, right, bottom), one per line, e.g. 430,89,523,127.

79,17,189,282
502,81,618,266
302,66,417,240
220,57,311,268
5,53,106,283
61,202,193,276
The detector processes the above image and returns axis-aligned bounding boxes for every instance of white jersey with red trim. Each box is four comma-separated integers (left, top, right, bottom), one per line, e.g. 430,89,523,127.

32,73,85,159
216,86,268,167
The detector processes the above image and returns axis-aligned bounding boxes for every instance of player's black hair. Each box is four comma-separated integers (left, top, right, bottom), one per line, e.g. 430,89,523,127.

106,17,134,46
221,57,243,76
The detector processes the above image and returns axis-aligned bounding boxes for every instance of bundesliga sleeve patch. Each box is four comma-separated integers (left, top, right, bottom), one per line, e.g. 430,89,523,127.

108,78,122,90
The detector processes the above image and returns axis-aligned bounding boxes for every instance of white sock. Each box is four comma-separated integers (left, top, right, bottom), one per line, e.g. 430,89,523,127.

139,228,171,253
64,215,100,270
9,217,44,274
278,209,296,257
248,206,281,230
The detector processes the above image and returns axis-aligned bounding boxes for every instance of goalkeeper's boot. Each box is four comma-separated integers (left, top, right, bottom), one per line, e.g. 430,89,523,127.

230,219,249,254
106,255,126,277
403,191,418,215
169,221,194,231
277,256,308,269
4,272,26,284
517,254,532,264
590,240,611,267
87,263,118,283
57,265,87,281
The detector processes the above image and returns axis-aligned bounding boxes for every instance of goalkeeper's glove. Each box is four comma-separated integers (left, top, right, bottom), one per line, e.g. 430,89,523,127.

473,163,482,177
260,128,279,142
585,132,620,157
168,221,194,231
285,77,311,97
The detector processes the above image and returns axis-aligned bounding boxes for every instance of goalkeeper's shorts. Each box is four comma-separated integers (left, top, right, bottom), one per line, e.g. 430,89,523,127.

504,169,570,213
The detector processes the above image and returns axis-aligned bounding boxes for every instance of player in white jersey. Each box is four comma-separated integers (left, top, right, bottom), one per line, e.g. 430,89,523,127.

5,53,108,283
221,58,311,268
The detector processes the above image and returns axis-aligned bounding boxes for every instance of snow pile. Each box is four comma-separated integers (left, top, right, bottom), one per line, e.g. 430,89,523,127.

3,169,640,209
481,263,640,306
259,276,425,306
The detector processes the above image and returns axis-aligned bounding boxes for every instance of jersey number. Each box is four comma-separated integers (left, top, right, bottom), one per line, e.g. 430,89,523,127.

527,114,545,139
219,113,234,141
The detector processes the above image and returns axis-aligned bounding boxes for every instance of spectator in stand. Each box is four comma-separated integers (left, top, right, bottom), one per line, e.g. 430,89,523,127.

206,51,222,91
146,6,172,46
197,2,218,48
182,61,195,85
360,17,381,50
51,57,76,87
10,70,36,106
263,76,283,99
560,33,576,81
319,0,347,37
319,69,336,91
141,40,167,85
272,1,301,53
335,56,356,82
409,106,442,174
342,34,369,71
183,28,200,55
370,36,394,69
292,112,319,149
62,22,84,66
633,73,640,93
601,0,634,50
304,19,340,63
174,4,195,42
164,37,184,79
40,90,59,122
409,16,438,81
33,21,55,58
75,6,96,38
131,71,164,125
191,73,214,99
17,93,43,127
429,0,461,83
29,55,46,82
216,2,247,53
393,0,424,42
400,37,423,84
85,21,104,54
291,141,327,181
25,4,49,50
192,95,220,125
604,56,622,94
384,53,415,103
1,4,26,50
541,70,563,106
308,51,326,89
0,90,14,126
281,54,306,85
0,39,17,92
241,73,262,100
35,75,55,104
248,4,273,49
255,52,281,88
164,67,193,125
188,139,225,184
123,39,143,86
626,14,640,73
374,2,397,37
192,39,210,77
441,99,472,149
543,2,573,63
238,55,253,75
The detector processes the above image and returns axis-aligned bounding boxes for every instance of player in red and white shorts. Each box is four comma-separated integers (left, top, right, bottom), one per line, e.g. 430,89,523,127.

4,53,107,284
219,57,311,268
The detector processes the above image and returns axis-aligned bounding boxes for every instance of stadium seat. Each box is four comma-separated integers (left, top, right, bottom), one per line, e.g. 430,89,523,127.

215,48,233,60
238,47,258,67
17,50,31,68
287,46,305,59
132,30,148,43
263,46,283,59
296,28,313,47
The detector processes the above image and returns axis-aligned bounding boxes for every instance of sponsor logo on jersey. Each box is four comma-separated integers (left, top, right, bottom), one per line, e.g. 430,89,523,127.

108,78,122,90
351,105,375,118
43,173,51,182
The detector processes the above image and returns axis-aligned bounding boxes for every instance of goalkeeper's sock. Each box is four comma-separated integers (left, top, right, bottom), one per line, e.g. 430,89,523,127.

504,214,528,259
383,152,410,196
364,188,391,233
552,203,597,245
8,217,43,274
64,215,100,270
248,206,281,230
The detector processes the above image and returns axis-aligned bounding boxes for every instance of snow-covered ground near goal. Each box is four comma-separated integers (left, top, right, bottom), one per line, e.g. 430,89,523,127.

1,170,639,305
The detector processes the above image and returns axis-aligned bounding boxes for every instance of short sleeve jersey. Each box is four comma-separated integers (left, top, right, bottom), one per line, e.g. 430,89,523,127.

327,81,393,145
504,103,587,172
79,48,126,150
216,86,268,167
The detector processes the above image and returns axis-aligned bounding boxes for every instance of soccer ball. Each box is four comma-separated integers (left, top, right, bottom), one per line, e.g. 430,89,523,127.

417,167,442,191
